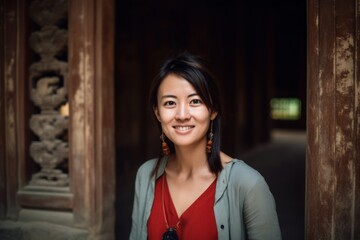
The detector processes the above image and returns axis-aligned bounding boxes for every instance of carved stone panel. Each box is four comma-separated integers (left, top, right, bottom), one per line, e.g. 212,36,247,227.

28,0,69,187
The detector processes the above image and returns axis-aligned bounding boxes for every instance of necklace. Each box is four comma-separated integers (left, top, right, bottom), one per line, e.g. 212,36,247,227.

162,175,180,240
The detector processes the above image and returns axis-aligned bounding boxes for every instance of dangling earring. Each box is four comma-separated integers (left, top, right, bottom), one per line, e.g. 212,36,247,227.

160,132,170,156
206,121,214,153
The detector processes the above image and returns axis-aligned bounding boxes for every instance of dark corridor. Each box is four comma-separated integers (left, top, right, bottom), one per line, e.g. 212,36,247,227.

114,0,306,239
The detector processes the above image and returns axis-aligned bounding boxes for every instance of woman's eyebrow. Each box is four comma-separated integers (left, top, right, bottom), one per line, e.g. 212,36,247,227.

160,95,177,99
160,93,198,99
188,93,199,98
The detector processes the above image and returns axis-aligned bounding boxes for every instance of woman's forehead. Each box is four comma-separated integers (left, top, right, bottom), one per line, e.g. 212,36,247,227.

158,74,197,96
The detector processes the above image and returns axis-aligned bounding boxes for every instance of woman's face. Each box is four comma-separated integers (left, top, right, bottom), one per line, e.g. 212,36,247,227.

154,74,217,149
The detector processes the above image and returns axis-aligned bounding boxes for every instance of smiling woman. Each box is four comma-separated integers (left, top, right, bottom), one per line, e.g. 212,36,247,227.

154,74,217,154
149,53,223,175
130,53,282,240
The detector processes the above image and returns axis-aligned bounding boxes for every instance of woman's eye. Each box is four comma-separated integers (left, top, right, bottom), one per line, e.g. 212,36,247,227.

190,99,203,105
164,101,176,106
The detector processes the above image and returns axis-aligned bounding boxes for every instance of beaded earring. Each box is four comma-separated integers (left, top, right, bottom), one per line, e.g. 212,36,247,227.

160,132,170,156
206,121,214,153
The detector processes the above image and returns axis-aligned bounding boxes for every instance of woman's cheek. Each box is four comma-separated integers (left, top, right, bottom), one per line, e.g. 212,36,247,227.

159,109,175,122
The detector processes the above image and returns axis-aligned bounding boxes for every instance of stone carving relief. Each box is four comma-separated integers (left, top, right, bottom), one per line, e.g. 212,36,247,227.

31,76,67,113
29,0,69,187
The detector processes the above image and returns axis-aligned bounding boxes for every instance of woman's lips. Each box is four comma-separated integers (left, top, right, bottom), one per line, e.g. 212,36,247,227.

173,125,195,132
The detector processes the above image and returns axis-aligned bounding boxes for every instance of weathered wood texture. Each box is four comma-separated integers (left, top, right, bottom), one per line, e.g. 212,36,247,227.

1,0,21,220
68,0,115,238
355,2,360,238
1,0,115,238
306,0,360,239
0,0,6,220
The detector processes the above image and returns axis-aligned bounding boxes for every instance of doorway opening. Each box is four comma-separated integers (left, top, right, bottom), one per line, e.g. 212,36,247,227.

114,0,306,239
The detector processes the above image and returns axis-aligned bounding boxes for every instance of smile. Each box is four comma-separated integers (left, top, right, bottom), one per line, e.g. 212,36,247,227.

173,125,194,131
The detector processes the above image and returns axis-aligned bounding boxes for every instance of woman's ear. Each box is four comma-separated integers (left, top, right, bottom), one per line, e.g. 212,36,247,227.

210,111,218,121
154,106,161,122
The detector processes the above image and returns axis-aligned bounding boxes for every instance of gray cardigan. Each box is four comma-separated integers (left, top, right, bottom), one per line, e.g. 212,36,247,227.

130,158,282,240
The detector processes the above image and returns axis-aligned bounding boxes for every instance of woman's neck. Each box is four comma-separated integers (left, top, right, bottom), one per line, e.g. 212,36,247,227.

167,144,211,180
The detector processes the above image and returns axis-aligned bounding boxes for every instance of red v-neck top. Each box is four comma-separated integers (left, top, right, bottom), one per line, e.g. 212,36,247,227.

147,174,218,240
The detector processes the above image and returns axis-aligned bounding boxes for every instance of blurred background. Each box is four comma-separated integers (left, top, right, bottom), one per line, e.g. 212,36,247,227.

114,0,306,239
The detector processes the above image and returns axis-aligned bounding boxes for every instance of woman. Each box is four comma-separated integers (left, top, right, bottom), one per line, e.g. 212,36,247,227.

130,53,281,240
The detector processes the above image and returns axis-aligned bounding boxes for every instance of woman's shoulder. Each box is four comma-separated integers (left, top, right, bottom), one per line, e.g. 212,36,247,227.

133,158,158,187
136,157,168,178
231,159,262,177
220,152,263,183
138,158,158,170
136,158,158,176
226,159,266,189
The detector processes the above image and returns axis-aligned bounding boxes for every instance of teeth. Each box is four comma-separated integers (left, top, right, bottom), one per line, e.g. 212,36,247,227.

176,126,192,131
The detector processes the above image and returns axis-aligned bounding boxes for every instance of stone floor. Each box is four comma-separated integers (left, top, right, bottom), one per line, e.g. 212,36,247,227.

0,220,88,240
242,130,306,240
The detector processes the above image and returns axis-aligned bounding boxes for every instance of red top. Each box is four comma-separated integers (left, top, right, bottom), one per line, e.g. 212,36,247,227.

147,174,218,240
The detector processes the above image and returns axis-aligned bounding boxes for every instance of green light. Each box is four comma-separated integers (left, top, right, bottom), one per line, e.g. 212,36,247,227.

270,98,301,120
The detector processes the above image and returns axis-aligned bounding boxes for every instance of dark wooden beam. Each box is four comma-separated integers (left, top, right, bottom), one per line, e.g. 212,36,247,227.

2,0,20,220
306,0,360,238
68,0,115,237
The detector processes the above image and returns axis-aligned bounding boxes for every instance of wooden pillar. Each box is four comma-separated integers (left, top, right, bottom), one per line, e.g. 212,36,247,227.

306,0,360,239
0,0,115,239
68,0,115,237
0,0,26,220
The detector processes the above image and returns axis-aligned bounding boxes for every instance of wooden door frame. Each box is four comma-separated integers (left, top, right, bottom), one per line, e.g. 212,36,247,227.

0,0,115,238
68,0,115,235
306,0,360,238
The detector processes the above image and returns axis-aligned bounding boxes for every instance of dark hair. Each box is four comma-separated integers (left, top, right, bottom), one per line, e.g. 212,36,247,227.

149,52,223,175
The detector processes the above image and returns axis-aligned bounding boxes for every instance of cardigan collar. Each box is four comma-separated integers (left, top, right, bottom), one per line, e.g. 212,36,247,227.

154,156,168,180
215,159,239,202
154,156,240,203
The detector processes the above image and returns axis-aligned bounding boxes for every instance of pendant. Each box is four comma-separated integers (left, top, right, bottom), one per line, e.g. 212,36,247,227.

162,228,179,240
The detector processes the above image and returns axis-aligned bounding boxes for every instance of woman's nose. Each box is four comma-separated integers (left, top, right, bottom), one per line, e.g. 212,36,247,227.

175,104,190,120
